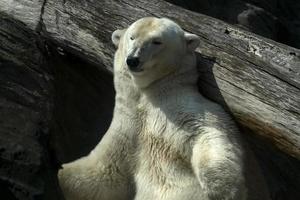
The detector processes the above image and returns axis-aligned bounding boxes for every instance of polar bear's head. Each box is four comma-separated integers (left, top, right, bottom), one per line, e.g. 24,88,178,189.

112,17,199,88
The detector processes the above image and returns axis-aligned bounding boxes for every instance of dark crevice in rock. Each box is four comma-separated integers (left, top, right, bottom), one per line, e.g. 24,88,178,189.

44,42,115,163
36,0,48,35
165,0,300,49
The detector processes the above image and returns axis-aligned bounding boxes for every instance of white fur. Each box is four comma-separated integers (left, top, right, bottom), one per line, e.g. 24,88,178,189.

58,17,270,200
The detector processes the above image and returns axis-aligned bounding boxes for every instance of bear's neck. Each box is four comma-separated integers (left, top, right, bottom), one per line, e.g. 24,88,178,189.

141,56,199,104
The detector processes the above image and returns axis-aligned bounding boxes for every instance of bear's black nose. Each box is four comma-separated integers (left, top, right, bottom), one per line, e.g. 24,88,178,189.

126,57,140,71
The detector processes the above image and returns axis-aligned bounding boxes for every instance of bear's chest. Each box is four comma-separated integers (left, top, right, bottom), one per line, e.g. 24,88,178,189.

134,107,197,186
135,133,195,187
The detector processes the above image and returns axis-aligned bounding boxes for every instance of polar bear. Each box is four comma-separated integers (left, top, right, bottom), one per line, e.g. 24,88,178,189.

58,17,270,200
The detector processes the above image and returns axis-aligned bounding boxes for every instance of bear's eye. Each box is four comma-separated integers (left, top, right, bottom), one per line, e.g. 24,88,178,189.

152,40,162,45
130,36,134,40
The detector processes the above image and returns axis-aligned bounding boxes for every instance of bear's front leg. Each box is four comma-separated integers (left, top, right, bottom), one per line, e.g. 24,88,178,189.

191,127,247,200
58,129,135,200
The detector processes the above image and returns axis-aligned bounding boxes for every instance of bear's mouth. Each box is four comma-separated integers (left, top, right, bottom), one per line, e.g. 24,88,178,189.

129,67,144,73
128,63,144,73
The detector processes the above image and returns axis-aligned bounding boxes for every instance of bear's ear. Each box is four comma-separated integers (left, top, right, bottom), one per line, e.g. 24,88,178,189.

184,32,200,52
112,29,127,47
